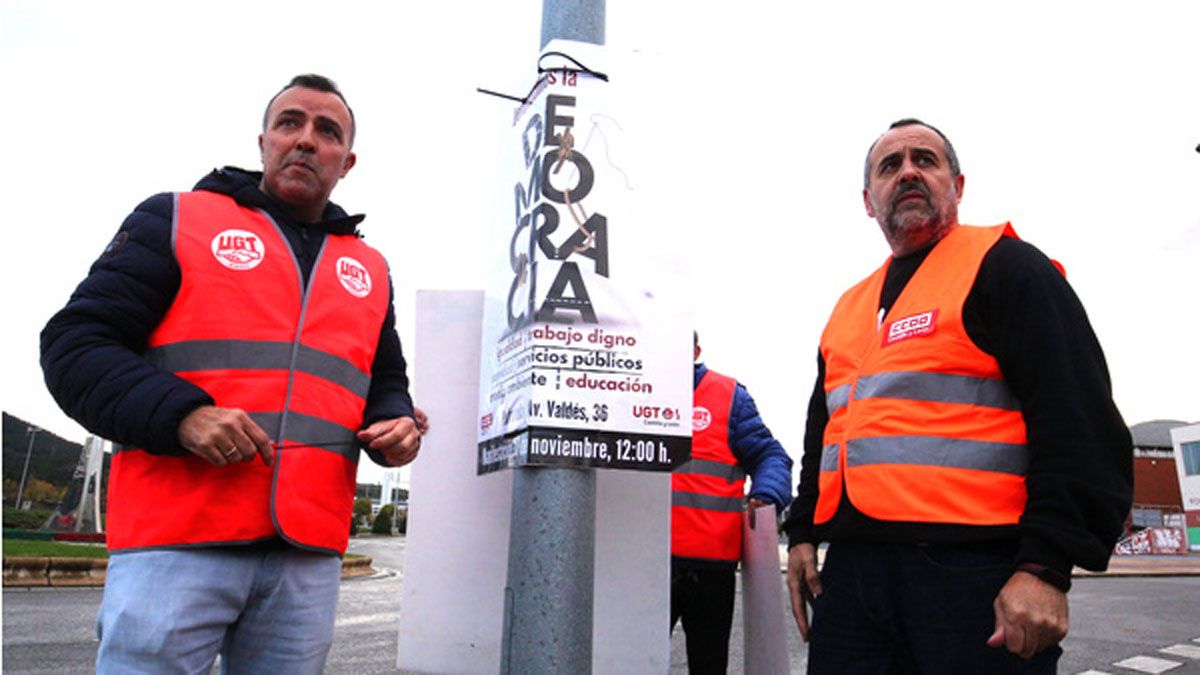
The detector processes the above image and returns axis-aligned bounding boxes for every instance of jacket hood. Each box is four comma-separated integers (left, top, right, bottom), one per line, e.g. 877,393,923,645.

194,166,365,236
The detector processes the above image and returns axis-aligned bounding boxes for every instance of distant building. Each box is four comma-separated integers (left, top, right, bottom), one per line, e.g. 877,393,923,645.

1112,420,1196,554
355,469,408,515
1129,420,1189,528
1169,423,1200,551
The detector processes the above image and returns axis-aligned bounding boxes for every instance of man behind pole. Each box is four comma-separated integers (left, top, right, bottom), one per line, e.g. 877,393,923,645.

40,74,425,674
784,118,1132,672
671,331,793,674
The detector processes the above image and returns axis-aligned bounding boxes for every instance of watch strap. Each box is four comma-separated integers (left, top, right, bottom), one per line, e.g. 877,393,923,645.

1015,562,1071,592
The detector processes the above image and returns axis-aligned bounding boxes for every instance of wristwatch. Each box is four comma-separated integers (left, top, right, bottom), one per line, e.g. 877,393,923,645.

1015,562,1071,592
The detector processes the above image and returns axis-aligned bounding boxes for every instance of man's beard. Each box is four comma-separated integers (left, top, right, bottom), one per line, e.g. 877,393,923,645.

882,182,955,250
885,202,943,237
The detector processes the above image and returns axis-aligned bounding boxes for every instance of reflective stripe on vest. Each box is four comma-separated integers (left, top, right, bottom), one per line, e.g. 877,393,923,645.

819,445,839,472
671,491,744,513
826,383,852,415
672,369,744,562
853,371,1020,410
105,191,388,554
147,340,371,399
846,437,1028,475
245,411,360,461
816,224,1032,527
674,457,748,483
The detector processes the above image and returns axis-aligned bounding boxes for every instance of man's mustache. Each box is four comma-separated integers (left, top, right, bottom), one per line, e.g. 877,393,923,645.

892,180,930,207
283,154,316,172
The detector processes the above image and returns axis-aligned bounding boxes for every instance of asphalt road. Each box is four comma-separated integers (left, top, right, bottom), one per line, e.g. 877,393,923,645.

4,537,1199,674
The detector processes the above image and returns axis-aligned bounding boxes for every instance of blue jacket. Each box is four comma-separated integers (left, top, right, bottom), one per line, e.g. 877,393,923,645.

40,167,414,466
694,364,793,507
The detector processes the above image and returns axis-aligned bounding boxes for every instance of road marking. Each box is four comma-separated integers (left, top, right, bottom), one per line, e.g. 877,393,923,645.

336,612,398,628
1159,645,1200,660
1075,670,1114,674
1112,655,1183,673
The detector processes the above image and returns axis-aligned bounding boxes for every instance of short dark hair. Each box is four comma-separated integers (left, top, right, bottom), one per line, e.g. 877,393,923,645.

263,74,356,146
863,118,960,188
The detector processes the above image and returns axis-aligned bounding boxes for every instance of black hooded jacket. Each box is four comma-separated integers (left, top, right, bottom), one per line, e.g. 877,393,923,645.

40,167,414,466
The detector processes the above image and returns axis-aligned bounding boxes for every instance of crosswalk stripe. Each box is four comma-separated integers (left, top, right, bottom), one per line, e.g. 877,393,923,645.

336,612,398,628
1159,644,1200,660
1112,655,1184,674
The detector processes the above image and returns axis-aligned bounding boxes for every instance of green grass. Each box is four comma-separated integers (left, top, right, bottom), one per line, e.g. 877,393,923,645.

3,539,109,560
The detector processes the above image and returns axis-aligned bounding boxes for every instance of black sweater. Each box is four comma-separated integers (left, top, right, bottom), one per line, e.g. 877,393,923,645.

782,235,1133,577
40,167,414,467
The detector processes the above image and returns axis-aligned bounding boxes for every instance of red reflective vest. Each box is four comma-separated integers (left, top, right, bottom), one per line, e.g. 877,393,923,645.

672,369,745,562
105,191,389,554
816,224,1034,527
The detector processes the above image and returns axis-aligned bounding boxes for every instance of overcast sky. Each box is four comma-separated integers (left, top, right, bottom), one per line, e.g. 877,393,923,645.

2,1,1196,488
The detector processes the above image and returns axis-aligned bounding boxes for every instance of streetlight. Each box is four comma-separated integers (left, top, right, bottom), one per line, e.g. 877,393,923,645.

15,425,39,509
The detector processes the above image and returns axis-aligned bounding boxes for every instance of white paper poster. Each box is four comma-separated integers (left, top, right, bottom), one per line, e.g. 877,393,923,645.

477,40,692,474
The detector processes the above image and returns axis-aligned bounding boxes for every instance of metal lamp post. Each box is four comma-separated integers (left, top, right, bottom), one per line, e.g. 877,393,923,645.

15,426,39,509
500,3,606,673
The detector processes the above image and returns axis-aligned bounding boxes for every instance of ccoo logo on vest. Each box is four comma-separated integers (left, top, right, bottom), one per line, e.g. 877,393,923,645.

882,309,939,347
693,406,712,432
211,229,265,270
336,256,372,298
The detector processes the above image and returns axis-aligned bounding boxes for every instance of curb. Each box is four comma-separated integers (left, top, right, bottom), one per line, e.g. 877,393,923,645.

340,556,375,579
2,555,376,588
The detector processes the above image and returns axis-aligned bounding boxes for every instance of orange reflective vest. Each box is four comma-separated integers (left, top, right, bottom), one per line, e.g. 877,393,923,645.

672,369,746,562
816,224,1031,527
105,191,389,554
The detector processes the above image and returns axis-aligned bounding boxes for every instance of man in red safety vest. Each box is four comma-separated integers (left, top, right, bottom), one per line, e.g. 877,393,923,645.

41,74,426,674
671,331,793,674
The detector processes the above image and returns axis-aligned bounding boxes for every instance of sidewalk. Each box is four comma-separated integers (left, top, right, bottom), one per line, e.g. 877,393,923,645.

1074,553,1200,577
776,545,1200,578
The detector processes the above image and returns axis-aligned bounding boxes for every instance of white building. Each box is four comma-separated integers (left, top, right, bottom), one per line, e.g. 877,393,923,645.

1169,423,1200,551
355,469,408,515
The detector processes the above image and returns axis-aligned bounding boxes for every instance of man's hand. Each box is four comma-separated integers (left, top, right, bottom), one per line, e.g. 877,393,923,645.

987,571,1069,659
786,542,823,642
178,405,274,467
747,497,768,509
358,416,421,467
412,406,430,435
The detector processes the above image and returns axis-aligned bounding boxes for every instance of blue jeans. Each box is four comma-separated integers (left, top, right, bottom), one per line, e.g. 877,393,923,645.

97,546,342,675
808,540,1061,674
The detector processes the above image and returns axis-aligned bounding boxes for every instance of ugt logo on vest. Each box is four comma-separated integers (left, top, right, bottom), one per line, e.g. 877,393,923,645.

883,309,939,347
211,229,265,270
336,256,372,298
693,406,712,432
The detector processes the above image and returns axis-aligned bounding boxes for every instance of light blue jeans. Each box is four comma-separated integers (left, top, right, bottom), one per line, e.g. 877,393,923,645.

96,546,342,675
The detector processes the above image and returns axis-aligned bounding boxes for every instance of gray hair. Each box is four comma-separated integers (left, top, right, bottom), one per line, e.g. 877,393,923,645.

863,118,960,188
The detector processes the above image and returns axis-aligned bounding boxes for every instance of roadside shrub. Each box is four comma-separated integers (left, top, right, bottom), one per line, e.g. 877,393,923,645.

353,498,372,523
372,504,394,535
3,507,53,530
